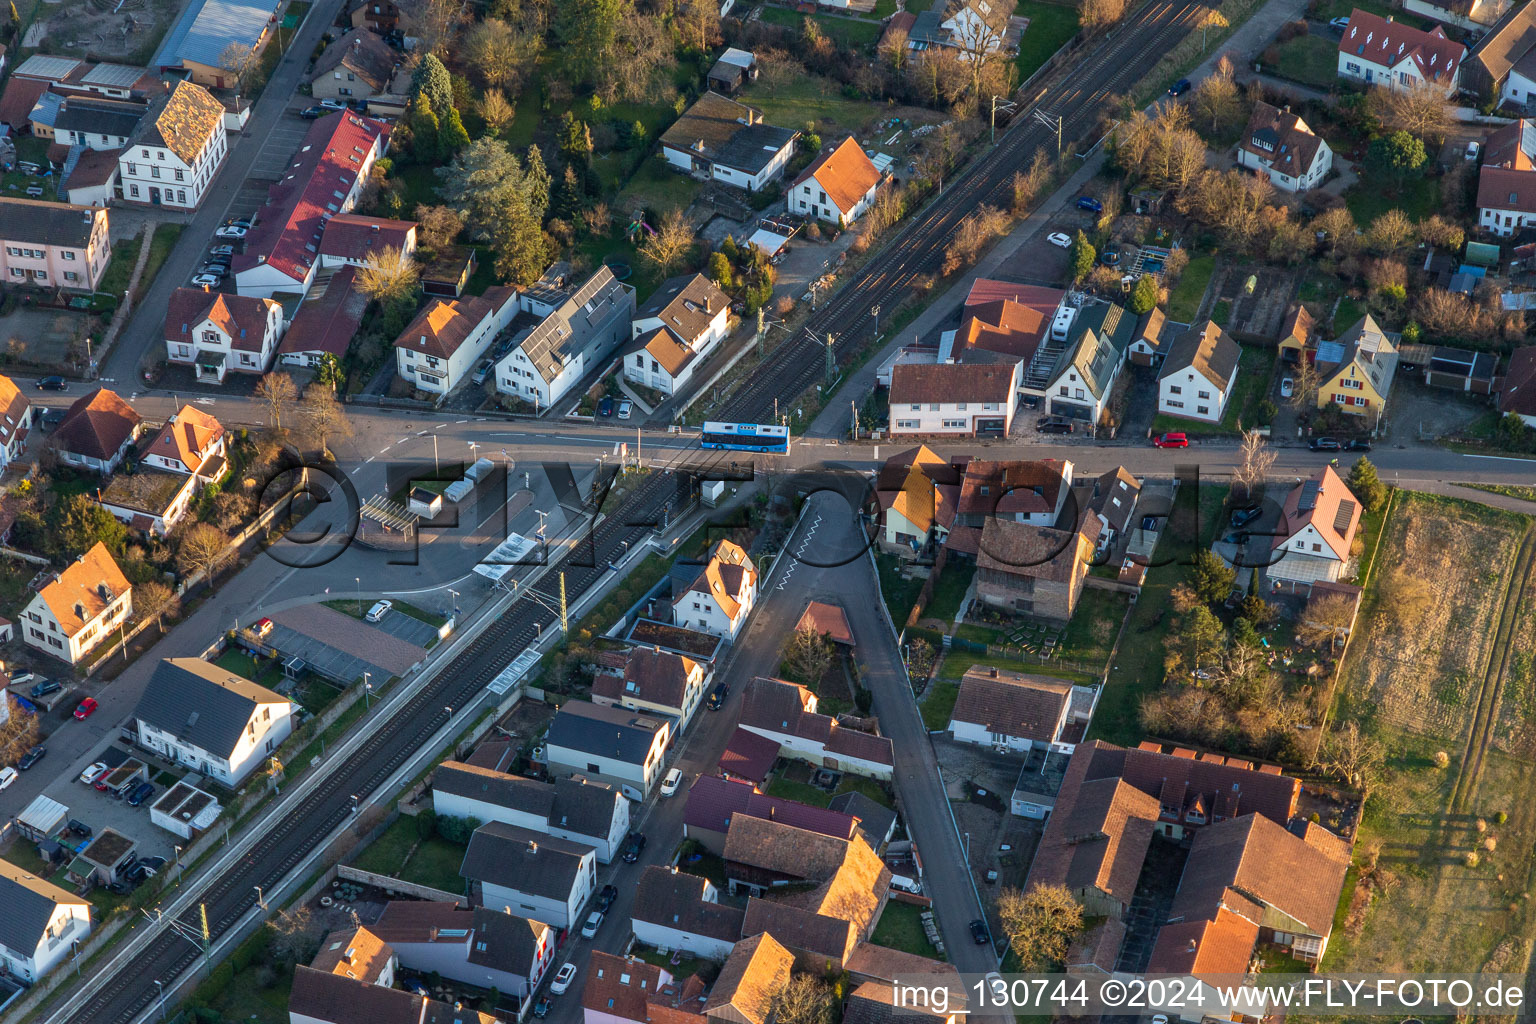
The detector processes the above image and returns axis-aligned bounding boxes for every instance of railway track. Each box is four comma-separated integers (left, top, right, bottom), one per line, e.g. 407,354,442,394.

717,0,1206,427
55,463,710,1024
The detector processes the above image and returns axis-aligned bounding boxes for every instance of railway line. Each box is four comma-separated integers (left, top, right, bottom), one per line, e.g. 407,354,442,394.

52,463,705,1024
718,0,1207,427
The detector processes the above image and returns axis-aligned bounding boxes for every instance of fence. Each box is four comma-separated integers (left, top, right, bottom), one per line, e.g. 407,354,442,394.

336,864,464,905
903,547,949,631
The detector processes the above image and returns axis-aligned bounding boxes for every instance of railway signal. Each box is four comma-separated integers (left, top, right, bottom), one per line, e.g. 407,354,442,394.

1032,108,1063,156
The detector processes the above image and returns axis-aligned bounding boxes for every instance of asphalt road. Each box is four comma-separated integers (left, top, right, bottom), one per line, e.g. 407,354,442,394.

46,467,696,1024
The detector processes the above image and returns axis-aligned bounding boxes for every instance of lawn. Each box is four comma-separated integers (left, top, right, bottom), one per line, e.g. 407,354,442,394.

1167,252,1216,322
756,6,883,49
1270,33,1342,89
875,552,925,632
924,562,975,625
1149,344,1274,436
96,238,140,300
921,680,960,731
612,156,704,215
1014,0,1081,81
253,1,312,99
214,647,283,687
871,900,942,958
743,73,894,139
764,772,894,809
139,224,184,304
349,815,468,895
1057,588,1130,667
1459,483,1536,503
1334,295,1368,333
1344,174,1439,226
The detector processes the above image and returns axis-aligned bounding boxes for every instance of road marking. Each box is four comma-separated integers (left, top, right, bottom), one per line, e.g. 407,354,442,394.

416,430,428,436
364,456,375,463
435,423,446,429
1461,453,1536,463
380,445,392,453
455,419,469,424
397,437,409,445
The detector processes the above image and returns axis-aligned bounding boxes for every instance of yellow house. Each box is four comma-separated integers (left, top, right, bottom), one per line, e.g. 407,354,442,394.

1317,314,1398,419
1278,305,1315,363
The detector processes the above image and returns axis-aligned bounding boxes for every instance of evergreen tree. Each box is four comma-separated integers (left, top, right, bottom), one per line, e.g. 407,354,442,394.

1069,230,1095,283
407,93,440,161
410,53,455,120
1129,274,1158,315
1345,456,1388,511
493,189,550,285
524,144,551,223
558,111,594,166
438,106,471,154
707,251,733,289
556,0,626,84
554,165,584,222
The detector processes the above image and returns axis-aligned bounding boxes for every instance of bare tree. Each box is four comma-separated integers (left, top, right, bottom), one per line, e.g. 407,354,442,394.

404,0,463,56
674,0,722,53
942,204,1011,275
355,245,419,306
638,209,694,275
300,387,354,460
134,580,180,633
996,884,1084,970
1296,591,1355,648
771,975,834,1024
466,17,542,90
177,522,234,581
1080,0,1128,31
879,25,911,70
1192,57,1241,133
782,626,834,687
947,0,1017,108
413,205,465,253
1366,208,1415,255
1317,721,1384,795
219,42,261,94
1378,567,1432,630
267,906,323,964
480,89,514,136
1233,428,1277,494
255,372,297,434
1289,354,1319,410
0,700,40,766
1370,81,1454,145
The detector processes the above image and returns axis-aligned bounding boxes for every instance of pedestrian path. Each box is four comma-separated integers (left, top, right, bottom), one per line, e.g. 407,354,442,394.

95,228,156,376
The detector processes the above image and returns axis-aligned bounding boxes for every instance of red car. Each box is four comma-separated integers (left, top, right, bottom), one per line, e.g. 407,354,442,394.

73,697,98,720
1152,432,1189,448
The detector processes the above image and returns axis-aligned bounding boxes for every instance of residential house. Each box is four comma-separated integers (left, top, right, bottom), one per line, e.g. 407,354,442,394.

1418,346,1499,393
117,80,228,210
631,865,745,960
1477,119,1536,234
843,982,962,1024
151,0,281,87
0,197,111,291
737,676,895,779
46,95,142,151
707,48,758,94
906,0,1007,54
888,362,1019,436
1236,102,1333,192
59,148,123,207
681,774,859,855
1033,302,1135,426
1464,2,1536,104
460,821,597,929
278,266,370,368
234,113,392,298
973,514,1101,622
1127,307,1172,367
1405,0,1506,32
0,375,33,473
827,791,898,852
372,901,554,1001
581,952,691,1024
1157,320,1241,424
499,267,637,410
948,665,1073,753
659,92,799,192
316,213,417,270
873,445,964,556
142,404,225,477
543,701,671,802
395,288,519,396
592,646,710,732
163,287,284,382
0,863,92,983
672,539,757,640
20,542,131,664
1080,466,1141,555
702,933,794,1024
1316,314,1399,419
788,137,882,225
310,30,399,101
97,463,206,535
951,458,1074,533
1266,465,1363,592
51,387,141,473
432,760,631,863
1277,305,1315,363
1499,344,1536,424
345,0,400,33
624,274,731,397
133,658,295,786
289,964,499,1024
310,925,396,986
1336,9,1465,94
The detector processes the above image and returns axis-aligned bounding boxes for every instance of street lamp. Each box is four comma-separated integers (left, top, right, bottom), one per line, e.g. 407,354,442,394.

872,305,881,334
154,980,167,1022
447,588,459,618
469,441,480,463
355,577,362,616
173,845,183,884
362,672,372,709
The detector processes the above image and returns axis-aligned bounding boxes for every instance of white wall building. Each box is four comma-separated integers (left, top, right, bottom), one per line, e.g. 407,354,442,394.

888,362,1018,436
132,658,295,787
395,287,518,396
1336,9,1465,95
543,701,671,802
164,288,284,383
461,822,597,929
432,762,631,864
117,81,227,210
21,542,131,665
497,266,636,412
624,274,730,396
0,865,92,983
788,137,882,225
1156,321,1241,425
672,539,757,641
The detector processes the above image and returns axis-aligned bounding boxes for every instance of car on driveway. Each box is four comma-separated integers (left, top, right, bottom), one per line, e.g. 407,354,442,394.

597,884,618,911
550,963,577,995
581,911,604,938
598,396,615,417
17,745,45,770
319,98,347,110
0,767,16,790
74,697,98,720
661,768,684,797
1075,196,1103,213
1309,436,1342,451
970,919,991,945
80,762,108,785
1230,506,1263,528
1329,15,1350,30
1466,140,1481,162
366,599,393,622
621,832,647,863
299,106,324,119
1037,415,1073,434
30,679,61,698
35,376,67,391
1280,377,1294,398
617,399,633,419
1046,231,1071,248
1153,432,1189,448
127,781,155,806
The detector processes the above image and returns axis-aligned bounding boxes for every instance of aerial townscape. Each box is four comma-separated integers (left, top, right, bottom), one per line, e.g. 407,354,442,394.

2,0,1536,1019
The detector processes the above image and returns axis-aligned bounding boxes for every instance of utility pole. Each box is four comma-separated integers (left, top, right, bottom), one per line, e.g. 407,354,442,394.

990,95,1017,145
362,671,372,709
432,434,439,473
559,571,568,635
756,307,766,358
200,903,212,973
871,304,881,335
824,334,835,388
1033,108,1063,156
850,400,858,440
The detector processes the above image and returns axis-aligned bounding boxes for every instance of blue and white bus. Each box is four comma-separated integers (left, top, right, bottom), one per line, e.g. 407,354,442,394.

700,421,790,454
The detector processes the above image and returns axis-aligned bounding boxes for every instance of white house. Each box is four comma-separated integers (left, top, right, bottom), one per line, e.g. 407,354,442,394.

0,374,33,474
624,274,731,396
163,288,283,383
1267,465,1364,593
289,966,471,1024
372,902,554,1003
50,96,143,151
738,676,895,780
97,465,205,536
672,539,757,641
50,388,142,475
460,821,597,929
543,701,671,802
309,925,396,987
888,361,1018,436
117,80,227,210
1033,302,1135,427
131,658,295,787
0,863,92,983
497,266,636,412
630,866,744,960
1236,102,1333,192
581,953,678,1024
1156,320,1241,424
788,137,882,225
149,780,223,840
591,645,710,734
21,542,131,665
432,761,631,864
658,92,798,192
1477,120,1536,235
316,213,417,271
1336,9,1465,95
395,287,519,396
142,404,225,477
947,665,1072,753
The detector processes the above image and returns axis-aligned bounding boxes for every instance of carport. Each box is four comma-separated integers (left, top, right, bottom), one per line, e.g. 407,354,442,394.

255,604,427,686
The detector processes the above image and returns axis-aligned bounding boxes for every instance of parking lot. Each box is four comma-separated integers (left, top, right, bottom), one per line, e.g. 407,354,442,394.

34,745,187,872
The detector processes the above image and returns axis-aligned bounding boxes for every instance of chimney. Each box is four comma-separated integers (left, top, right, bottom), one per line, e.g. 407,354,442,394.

990,667,998,677
705,295,712,313
1186,939,1198,953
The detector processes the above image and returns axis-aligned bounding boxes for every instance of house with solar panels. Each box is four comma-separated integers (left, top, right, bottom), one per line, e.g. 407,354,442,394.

1266,466,1363,592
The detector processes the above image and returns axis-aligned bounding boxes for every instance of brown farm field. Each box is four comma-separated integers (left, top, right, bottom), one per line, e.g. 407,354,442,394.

1326,492,1536,975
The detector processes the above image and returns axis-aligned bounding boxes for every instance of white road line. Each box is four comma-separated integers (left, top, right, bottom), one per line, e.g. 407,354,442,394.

435,423,447,428
1461,453,1536,462
380,445,392,453
364,456,375,463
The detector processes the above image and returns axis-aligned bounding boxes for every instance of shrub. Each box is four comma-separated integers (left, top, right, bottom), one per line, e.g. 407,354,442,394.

416,808,438,839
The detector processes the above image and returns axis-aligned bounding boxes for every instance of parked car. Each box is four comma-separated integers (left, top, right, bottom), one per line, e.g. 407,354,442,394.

617,399,633,420
299,106,324,119
80,762,108,785
214,225,248,240
597,884,618,911
210,244,236,256
1280,377,1294,398
1037,416,1073,434
127,781,155,806
581,911,604,938
225,217,253,230
1046,231,1072,248
94,772,115,791
1075,196,1103,213
970,919,991,945
1345,438,1373,451
253,617,274,638
1152,432,1189,448
30,679,61,698
366,599,393,622
597,396,615,417
67,818,92,838
17,745,45,770
1230,506,1263,528
660,768,684,797
319,98,347,110
190,273,222,287
35,376,67,391
621,832,647,863
707,681,729,710
473,359,494,385
136,856,166,876
8,671,34,687
1466,140,1481,162
550,963,577,995
1309,436,1342,451
1168,78,1192,96
0,767,16,790
74,697,98,720
533,999,552,1018
1329,15,1350,30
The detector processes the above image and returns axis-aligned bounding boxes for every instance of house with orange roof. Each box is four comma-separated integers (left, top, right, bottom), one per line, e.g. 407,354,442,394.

673,539,757,640
52,387,142,474
142,405,225,477
163,287,283,383
394,286,519,396
873,444,964,556
788,136,883,225
1478,119,1536,235
0,374,34,473
21,541,132,664
702,933,794,1024
1266,465,1363,592
1336,9,1465,94
117,80,227,210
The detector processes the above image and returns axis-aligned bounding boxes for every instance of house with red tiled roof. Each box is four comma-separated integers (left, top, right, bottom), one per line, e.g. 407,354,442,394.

394,287,519,397
316,212,417,269
52,387,142,474
873,445,965,556
737,676,894,779
279,266,370,368
673,539,757,641
947,665,1073,753
681,774,860,854
1265,465,1362,592
1336,9,1465,95
592,645,711,729
0,374,33,473
117,80,227,210
142,404,224,477
889,361,1019,437
1236,101,1333,192
233,112,391,298
788,136,883,225
163,287,283,382
1478,119,1536,235
21,542,131,664
1499,344,1536,425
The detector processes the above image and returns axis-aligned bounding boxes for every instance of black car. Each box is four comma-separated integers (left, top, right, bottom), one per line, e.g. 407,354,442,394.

1168,78,1192,96
1309,437,1342,451
707,682,729,710
224,217,252,230
67,818,92,838
1229,506,1262,528
35,376,67,391
29,679,61,698
127,781,155,806
621,833,647,863
597,884,618,911
1037,416,1074,434
533,999,552,1019
1345,438,1373,451
299,106,324,118
598,396,615,417
970,919,991,945
16,745,45,770
138,856,167,873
